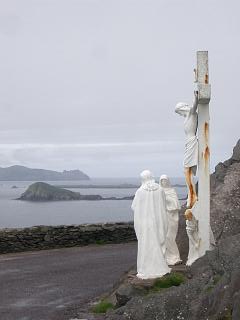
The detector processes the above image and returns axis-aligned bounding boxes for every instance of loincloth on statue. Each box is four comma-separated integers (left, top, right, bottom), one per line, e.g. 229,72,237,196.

184,135,198,168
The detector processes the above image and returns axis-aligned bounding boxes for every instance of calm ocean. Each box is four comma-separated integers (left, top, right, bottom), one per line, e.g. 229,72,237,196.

0,178,186,228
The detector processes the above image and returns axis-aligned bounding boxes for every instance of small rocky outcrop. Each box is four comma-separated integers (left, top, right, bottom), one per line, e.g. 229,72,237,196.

18,182,101,201
18,182,134,201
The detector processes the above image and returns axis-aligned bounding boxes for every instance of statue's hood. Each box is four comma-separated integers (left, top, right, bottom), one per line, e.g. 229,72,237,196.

141,180,159,191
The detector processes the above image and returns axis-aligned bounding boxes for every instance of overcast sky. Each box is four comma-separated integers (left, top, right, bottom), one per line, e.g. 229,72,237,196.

0,0,239,177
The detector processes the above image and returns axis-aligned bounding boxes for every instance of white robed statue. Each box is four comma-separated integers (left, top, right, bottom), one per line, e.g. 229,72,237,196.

160,175,182,265
131,170,171,279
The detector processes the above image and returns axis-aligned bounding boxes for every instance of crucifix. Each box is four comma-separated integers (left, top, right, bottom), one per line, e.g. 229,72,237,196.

175,51,214,265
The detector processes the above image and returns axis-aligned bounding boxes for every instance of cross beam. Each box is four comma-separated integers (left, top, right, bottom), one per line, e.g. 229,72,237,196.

196,51,211,256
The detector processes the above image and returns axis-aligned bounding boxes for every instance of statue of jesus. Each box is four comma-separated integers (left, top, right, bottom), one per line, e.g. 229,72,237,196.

175,91,199,208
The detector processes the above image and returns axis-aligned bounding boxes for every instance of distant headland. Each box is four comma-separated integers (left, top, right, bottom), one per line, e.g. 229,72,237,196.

0,165,90,181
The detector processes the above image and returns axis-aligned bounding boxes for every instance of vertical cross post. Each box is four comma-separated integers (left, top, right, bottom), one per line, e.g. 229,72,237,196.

196,51,211,256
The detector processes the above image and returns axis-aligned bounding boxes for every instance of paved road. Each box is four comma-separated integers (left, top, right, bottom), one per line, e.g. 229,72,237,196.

0,243,137,320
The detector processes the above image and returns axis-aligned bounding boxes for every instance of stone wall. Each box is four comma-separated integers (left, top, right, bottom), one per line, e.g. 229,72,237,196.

0,222,136,254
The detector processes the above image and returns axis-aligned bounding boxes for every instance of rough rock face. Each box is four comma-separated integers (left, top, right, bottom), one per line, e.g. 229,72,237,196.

106,234,240,320
103,139,240,320
210,139,240,241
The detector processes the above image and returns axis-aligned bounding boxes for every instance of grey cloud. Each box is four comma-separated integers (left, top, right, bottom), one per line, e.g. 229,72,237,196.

0,0,239,176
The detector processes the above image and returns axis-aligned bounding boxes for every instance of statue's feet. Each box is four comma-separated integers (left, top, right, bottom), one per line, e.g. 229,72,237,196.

195,238,201,249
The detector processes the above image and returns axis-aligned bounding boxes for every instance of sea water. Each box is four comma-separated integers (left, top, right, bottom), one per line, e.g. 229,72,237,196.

0,178,186,228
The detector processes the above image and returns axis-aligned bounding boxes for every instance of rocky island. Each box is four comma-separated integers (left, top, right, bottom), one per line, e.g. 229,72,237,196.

18,182,134,201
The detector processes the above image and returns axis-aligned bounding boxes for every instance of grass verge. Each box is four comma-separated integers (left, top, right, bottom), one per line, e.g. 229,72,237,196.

95,239,106,245
92,300,114,314
149,272,185,293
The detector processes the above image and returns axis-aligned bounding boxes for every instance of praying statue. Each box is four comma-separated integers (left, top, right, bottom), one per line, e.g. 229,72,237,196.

160,175,182,265
175,91,199,208
131,170,171,279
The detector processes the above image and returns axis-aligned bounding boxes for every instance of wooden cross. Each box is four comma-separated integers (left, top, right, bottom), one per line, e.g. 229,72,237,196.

196,51,211,256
